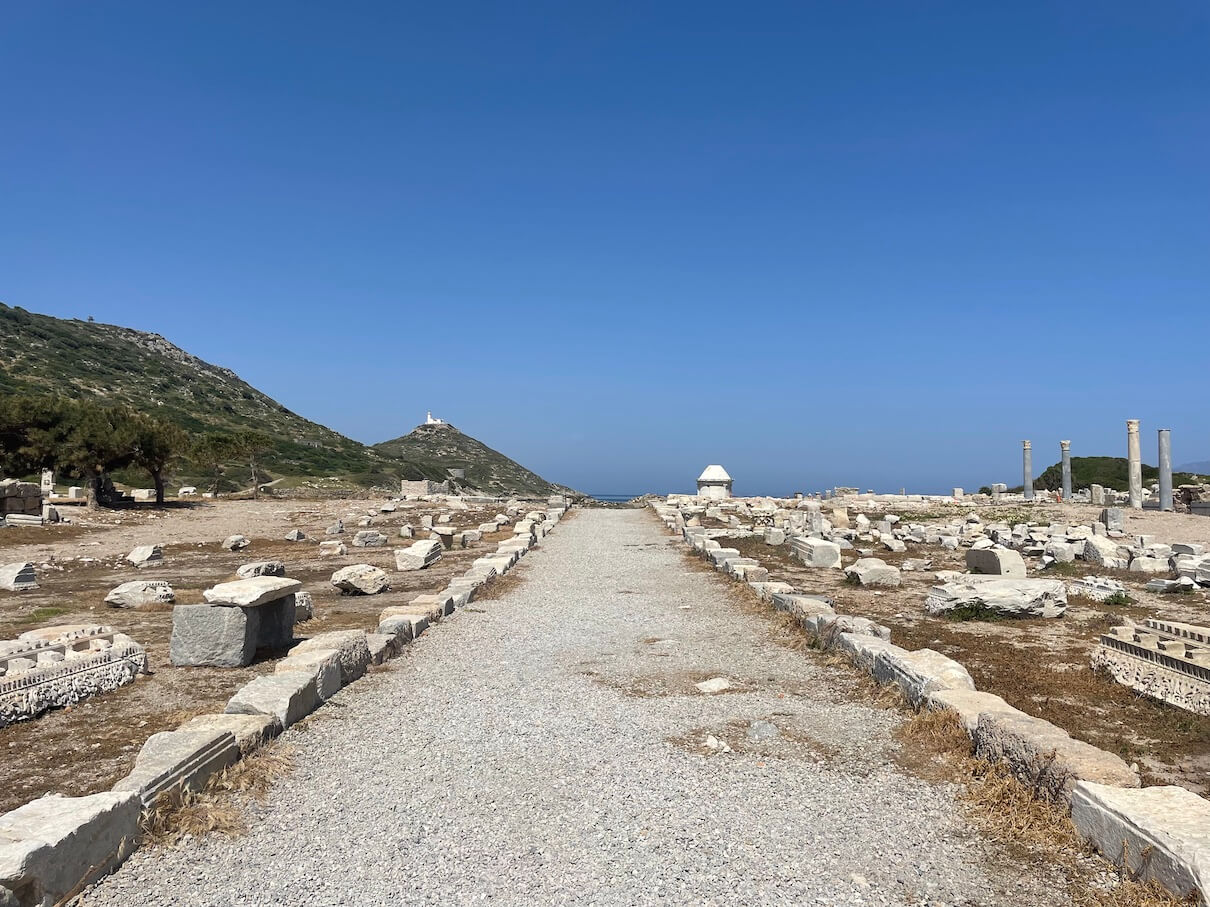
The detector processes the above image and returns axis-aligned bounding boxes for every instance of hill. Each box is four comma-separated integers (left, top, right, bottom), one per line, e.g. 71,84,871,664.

1032,456,1199,492
1177,460,1210,476
0,304,571,497
373,421,574,498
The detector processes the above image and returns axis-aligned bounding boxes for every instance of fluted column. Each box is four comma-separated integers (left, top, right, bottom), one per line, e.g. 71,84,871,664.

1127,419,1142,509
1158,429,1173,512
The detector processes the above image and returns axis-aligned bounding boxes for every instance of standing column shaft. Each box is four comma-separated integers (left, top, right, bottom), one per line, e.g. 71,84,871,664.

1060,440,1072,501
1022,440,1034,501
1158,429,1173,512
1127,419,1142,509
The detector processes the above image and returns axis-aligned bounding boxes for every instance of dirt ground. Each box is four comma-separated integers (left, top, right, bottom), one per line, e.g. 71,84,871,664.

0,497,523,814
703,502,1210,797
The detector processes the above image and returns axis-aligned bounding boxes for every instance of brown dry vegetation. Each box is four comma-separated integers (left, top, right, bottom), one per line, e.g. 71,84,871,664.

0,497,527,813
722,529,1210,795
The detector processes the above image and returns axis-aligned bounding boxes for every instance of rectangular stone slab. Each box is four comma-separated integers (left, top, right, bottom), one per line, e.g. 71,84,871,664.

203,577,302,607
170,604,260,667
1071,781,1210,902
111,727,240,807
225,671,320,729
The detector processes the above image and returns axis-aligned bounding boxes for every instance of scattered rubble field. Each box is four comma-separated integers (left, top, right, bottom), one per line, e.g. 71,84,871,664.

722,503,1210,796
0,497,519,813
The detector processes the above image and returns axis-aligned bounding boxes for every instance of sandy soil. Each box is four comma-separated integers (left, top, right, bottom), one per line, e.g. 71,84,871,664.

0,497,520,813
693,505,1210,797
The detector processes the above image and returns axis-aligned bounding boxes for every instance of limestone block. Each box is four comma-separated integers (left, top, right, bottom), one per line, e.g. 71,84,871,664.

843,558,901,587
1173,543,1206,557
319,541,347,556
0,791,141,907
973,710,1139,802
1129,555,1170,574
125,545,163,568
882,538,907,553
275,649,342,700
284,529,305,541
221,535,251,551
105,580,174,609
871,648,975,707
965,547,1027,578
793,538,842,569
0,563,37,592
203,577,301,607
179,712,280,754
1084,535,1129,570
292,630,371,685
395,539,443,571
224,670,321,729
378,613,423,642
170,605,259,667
352,530,389,548
926,576,1066,619
294,590,314,621
1070,782,1210,903
925,688,1019,735
330,564,389,595
236,561,286,579
365,633,398,664
833,632,905,671
257,595,296,650
111,726,240,807
1043,541,1077,564
1100,508,1126,532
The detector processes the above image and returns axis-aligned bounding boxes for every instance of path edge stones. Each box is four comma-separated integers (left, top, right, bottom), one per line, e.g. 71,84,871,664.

0,506,568,907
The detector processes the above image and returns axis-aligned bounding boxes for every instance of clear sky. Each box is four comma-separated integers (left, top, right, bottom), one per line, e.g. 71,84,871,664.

2,1,1207,496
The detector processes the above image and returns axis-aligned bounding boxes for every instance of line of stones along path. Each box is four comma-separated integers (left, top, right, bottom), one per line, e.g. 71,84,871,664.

86,509,1061,906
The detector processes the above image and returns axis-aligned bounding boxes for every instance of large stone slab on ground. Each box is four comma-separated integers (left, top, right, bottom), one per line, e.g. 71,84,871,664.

292,631,371,685
203,577,301,607
330,564,389,595
871,648,975,707
125,545,163,568
792,537,842,569
0,791,141,907
965,547,1027,578
843,557,901,587
275,649,343,700
925,688,1020,735
104,580,175,609
236,561,286,579
224,671,320,729
925,576,1067,619
111,726,240,807
1084,535,1129,569
1070,782,1210,903
170,604,258,667
179,712,280,754
395,539,443,571
973,710,1139,802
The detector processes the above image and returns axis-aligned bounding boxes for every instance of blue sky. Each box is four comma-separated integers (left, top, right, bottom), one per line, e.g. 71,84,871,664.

2,1,1207,495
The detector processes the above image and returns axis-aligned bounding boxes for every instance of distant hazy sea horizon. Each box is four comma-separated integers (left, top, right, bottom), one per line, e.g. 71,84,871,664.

587,493,647,502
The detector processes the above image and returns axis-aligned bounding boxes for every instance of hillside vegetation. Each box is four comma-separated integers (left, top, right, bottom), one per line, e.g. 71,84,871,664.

1033,456,1199,492
0,305,572,497
373,422,574,498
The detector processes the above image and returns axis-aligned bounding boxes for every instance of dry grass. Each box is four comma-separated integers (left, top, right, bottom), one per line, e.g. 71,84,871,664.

140,743,295,847
896,711,1189,907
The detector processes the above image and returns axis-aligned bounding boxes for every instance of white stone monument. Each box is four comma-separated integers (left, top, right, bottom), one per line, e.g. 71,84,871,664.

696,465,733,500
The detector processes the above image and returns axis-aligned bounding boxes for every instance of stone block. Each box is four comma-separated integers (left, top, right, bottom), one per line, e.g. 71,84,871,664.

394,539,443,571
224,671,321,729
843,557,901,587
170,604,259,667
1070,782,1210,903
973,710,1139,802
236,561,286,579
351,530,389,548
292,631,371,685
330,564,389,595
871,648,974,708
792,537,842,569
1084,536,1129,569
203,577,301,607
1129,555,1170,574
178,712,280,755
221,535,250,551
105,580,174,609
111,726,240,807
925,688,1019,735
0,791,141,907
1100,508,1126,532
125,545,163,568
0,563,37,592
275,649,342,700
965,547,1027,577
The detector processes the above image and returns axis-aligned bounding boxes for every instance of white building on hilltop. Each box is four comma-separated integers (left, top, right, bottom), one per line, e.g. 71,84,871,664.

696,464,733,500
425,411,445,425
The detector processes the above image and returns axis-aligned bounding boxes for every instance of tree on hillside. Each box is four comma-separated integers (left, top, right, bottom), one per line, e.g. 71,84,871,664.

193,433,237,495
58,405,139,508
132,415,187,505
233,430,273,498
0,395,75,476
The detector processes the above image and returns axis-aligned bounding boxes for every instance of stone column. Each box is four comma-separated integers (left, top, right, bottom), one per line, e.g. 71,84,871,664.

1158,429,1173,512
1127,419,1142,509
1060,440,1072,501
1022,441,1034,501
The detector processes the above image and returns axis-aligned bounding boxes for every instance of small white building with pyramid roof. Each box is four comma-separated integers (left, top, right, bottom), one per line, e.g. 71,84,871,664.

696,464,733,500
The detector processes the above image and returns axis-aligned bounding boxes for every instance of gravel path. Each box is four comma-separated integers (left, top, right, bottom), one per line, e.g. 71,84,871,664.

84,509,1062,906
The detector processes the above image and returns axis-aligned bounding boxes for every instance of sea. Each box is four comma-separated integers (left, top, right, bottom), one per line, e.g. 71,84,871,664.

587,493,646,503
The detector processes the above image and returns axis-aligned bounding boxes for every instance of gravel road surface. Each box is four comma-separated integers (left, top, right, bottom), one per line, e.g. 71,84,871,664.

84,509,1062,906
